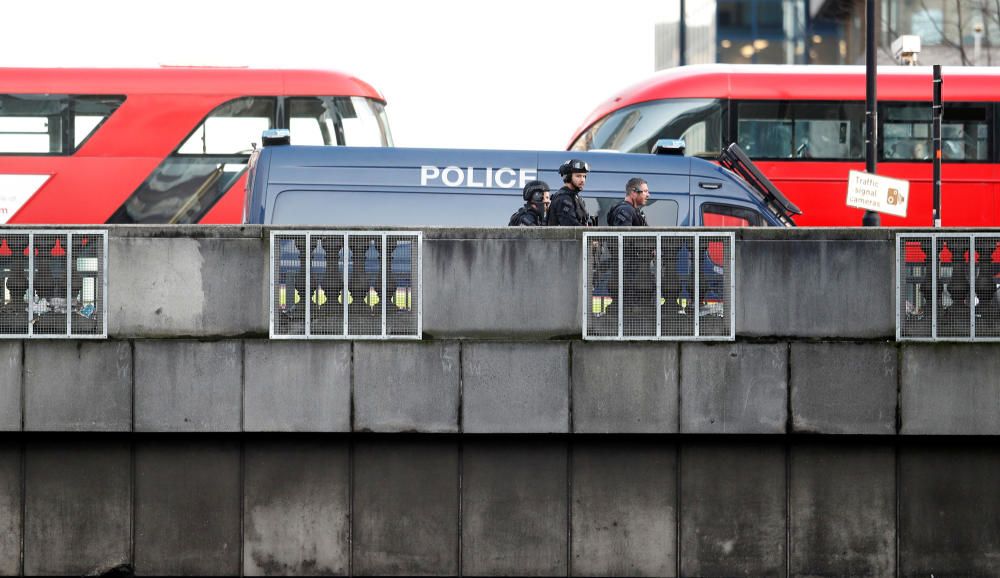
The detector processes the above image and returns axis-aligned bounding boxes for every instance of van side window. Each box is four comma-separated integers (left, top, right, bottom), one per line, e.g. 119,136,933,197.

584,196,679,226
701,203,763,227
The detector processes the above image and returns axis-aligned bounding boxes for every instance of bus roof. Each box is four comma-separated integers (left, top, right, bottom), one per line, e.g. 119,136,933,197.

572,64,1000,147
0,66,385,102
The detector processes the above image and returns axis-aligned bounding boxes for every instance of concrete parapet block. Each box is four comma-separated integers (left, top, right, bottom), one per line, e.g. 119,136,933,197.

901,343,1000,435
134,438,241,576
0,342,20,431
24,440,131,576
134,340,242,432
24,341,131,432
738,237,894,338
462,342,569,433
0,442,20,577
680,441,786,576
353,439,459,576
244,341,350,432
899,443,1000,575
109,233,267,338
354,341,460,433
789,443,896,576
244,440,349,576
572,342,678,433
791,342,897,434
571,441,676,576
462,440,567,576
680,342,787,434
422,230,581,338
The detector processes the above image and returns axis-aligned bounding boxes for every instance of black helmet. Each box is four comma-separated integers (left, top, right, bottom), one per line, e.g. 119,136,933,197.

559,159,590,182
522,180,550,203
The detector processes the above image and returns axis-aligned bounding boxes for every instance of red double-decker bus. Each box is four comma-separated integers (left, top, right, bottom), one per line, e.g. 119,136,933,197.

569,64,1000,226
0,66,392,224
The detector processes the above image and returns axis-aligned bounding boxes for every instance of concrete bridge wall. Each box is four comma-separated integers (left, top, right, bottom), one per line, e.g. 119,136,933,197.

0,226,997,576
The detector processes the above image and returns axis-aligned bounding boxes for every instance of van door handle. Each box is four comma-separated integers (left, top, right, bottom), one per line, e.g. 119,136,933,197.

698,181,722,190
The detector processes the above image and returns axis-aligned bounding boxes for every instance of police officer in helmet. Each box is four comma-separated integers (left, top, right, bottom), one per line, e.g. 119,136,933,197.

547,159,592,226
607,177,649,226
509,180,550,226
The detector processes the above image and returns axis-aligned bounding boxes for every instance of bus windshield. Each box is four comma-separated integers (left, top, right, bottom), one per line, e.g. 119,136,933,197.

570,98,723,157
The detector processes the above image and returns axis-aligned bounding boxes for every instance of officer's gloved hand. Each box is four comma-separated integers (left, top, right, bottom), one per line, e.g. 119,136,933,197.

588,215,599,227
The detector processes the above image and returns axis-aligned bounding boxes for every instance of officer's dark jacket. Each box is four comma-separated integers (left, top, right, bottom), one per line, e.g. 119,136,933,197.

547,186,589,226
508,205,545,226
607,200,648,226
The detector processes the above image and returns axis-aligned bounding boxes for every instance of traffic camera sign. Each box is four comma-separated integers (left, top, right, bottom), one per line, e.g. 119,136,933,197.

846,170,909,218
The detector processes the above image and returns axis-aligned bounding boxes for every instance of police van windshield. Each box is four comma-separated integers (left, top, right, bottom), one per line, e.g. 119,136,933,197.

571,99,723,156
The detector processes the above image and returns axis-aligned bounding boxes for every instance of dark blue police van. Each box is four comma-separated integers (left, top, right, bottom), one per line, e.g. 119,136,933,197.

243,134,800,227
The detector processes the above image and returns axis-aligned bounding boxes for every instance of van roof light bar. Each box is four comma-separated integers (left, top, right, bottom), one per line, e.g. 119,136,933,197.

262,128,291,146
718,142,802,224
652,138,686,155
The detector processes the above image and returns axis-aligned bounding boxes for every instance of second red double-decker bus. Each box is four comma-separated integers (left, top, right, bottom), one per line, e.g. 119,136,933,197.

0,66,392,225
569,64,1000,226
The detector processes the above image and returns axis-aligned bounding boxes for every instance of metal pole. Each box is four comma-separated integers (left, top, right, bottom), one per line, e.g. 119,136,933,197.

679,0,687,66
932,65,942,227
863,0,881,226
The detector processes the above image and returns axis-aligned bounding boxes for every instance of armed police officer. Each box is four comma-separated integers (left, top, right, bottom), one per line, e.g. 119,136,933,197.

508,180,550,226
608,177,649,226
547,159,592,226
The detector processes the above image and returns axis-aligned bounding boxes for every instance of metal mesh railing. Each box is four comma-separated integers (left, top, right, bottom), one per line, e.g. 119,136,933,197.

0,230,107,338
897,233,1000,341
583,232,735,340
270,231,421,339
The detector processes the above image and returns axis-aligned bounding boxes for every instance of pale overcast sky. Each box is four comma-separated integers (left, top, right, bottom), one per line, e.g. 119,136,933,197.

2,0,667,150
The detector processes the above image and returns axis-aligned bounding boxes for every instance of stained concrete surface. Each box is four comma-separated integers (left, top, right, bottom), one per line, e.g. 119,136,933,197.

680,441,786,576
571,342,679,433
243,440,350,576
134,439,241,576
24,341,131,431
462,439,568,576
244,340,351,432
571,441,676,576
24,440,131,575
353,438,459,576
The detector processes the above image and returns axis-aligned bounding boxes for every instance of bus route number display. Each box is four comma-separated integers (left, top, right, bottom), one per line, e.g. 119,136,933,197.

846,170,909,218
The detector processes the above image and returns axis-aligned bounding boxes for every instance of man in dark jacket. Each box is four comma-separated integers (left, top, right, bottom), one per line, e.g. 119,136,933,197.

508,180,550,226
547,159,591,226
607,177,649,226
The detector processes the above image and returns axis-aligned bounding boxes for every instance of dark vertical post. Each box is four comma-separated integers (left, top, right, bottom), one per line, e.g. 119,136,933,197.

932,64,942,227
863,0,881,226
679,0,687,66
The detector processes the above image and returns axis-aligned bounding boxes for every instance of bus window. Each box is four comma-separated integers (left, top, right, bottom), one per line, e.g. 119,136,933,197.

178,97,274,154
882,102,989,162
736,101,865,160
289,97,346,146
288,96,393,147
0,95,124,154
701,203,762,227
110,97,275,224
570,99,723,156
340,97,392,147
